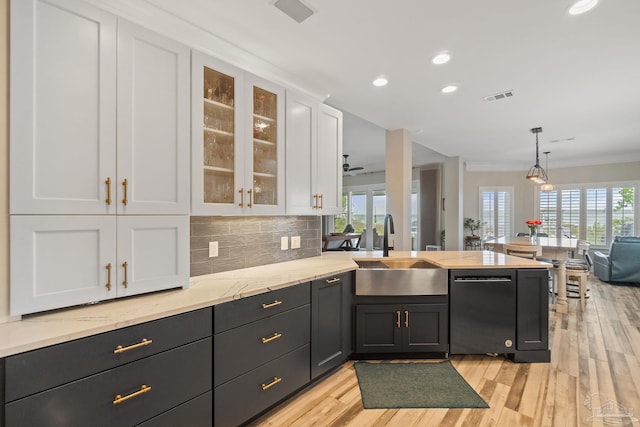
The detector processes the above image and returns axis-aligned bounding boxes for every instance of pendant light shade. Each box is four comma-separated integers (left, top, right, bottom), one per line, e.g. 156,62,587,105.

526,127,548,184
541,151,554,192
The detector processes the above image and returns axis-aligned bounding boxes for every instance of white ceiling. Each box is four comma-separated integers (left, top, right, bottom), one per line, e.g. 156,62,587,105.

143,0,640,172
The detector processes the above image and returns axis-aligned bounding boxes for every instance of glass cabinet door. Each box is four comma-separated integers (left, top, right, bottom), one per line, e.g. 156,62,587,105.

252,86,278,207
202,66,236,205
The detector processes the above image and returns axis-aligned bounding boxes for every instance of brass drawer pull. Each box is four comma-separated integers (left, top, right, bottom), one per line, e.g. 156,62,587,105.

325,277,341,284
261,332,282,344
122,179,128,205
261,377,282,391
247,188,253,208
312,194,318,209
106,263,112,291
239,188,244,207
318,194,323,209
122,261,129,288
405,310,409,328
105,177,112,205
113,384,151,405
396,311,401,328
262,300,282,309
114,338,153,354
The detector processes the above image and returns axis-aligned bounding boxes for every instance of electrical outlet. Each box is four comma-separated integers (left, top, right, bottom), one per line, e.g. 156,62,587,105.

209,241,218,257
291,235,301,249
281,236,289,250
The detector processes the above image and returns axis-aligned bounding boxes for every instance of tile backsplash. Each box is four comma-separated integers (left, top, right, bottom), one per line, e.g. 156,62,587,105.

190,216,321,276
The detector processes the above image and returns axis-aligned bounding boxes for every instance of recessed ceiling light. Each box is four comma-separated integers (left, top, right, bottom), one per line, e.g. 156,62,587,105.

372,77,388,87
441,85,458,94
432,53,451,65
568,0,598,15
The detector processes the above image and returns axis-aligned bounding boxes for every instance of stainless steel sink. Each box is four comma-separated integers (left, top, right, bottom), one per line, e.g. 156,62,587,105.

354,258,448,296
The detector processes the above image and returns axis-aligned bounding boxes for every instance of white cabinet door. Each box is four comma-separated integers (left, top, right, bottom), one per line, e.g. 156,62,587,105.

285,91,318,215
316,104,343,215
245,73,286,215
10,0,117,214
191,51,245,215
117,20,190,215
116,216,189,298
10,216,117,316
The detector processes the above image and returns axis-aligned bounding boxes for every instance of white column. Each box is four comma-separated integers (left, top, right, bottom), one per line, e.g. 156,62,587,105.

385,129,412,250
443,156,464,250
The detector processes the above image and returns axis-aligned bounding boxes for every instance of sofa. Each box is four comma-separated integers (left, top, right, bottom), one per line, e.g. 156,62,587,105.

593,236,640,283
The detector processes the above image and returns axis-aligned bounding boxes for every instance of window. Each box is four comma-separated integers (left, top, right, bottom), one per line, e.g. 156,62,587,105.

480,187,513,238
537,183,637,248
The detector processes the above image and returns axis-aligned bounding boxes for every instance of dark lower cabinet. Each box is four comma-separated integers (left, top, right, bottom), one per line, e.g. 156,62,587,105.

311,271,353,379
137,391,212,427
355,302,448,354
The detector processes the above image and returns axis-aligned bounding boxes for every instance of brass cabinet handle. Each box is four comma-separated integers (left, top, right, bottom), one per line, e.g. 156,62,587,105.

262,300,282,309
238,188,244,207
122,179,128,205
106,263,112,291
319,194,323,209
114,338,153,354
105,177,112,205
261,332,282,344
122,261,128,288
325,277,341,284
396,311,401,328
247,188,253,208
261,377,282,391
312,194,318,209
405,310,409,328
113,385,151,405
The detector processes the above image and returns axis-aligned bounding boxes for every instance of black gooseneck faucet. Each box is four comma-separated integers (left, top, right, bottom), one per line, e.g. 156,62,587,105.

383,213,394,257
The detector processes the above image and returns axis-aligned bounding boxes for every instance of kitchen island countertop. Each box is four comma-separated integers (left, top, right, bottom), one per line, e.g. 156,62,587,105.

0,250,547,357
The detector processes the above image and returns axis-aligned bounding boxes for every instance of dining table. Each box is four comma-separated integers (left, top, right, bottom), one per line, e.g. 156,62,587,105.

484,236,579,314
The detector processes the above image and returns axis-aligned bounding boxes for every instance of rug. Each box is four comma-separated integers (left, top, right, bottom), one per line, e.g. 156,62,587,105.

353,360,489,409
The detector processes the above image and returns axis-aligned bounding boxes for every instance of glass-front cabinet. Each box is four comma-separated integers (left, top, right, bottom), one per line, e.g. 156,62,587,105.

192,51,284,215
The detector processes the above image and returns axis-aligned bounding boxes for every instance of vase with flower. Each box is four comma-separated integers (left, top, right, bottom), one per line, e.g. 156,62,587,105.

526,219,542,237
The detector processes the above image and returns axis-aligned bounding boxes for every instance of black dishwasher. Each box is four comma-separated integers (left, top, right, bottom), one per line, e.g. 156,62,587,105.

449,269,516,355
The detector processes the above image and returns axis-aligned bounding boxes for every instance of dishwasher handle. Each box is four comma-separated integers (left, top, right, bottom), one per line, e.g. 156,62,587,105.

453,277,513,283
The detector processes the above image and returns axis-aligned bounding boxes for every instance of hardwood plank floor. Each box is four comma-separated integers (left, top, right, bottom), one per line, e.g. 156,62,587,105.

251,277,640,426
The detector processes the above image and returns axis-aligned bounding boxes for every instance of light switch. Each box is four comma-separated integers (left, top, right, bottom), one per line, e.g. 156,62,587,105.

281,236,289,250
209,241,218,257
291,235,301,249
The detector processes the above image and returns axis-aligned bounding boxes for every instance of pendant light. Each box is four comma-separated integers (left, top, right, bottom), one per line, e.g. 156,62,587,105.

526,127,548,184
541,151,554,192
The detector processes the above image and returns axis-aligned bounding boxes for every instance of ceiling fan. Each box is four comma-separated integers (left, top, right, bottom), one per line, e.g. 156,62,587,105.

342,154,364,176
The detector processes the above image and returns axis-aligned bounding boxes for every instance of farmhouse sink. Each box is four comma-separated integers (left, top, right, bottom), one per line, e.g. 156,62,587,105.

354,258,448,296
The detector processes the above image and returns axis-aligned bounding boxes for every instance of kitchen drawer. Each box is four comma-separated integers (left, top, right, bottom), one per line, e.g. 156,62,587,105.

5,338,212,427
214,282,310,333
214,344,310,427
5,308,211,402
136,391,212,427
214,304,310,386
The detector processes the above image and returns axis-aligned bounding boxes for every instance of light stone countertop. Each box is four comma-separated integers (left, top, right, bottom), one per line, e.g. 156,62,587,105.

0,250,547,357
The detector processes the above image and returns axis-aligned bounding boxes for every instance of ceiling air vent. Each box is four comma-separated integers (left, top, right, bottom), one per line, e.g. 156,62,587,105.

274,0,314,23
483,90,514,102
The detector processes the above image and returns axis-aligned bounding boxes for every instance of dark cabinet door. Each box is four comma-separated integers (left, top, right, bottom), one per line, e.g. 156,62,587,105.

355,304,403,353
311,272,353,378
516,269,549,351
402,303,448,353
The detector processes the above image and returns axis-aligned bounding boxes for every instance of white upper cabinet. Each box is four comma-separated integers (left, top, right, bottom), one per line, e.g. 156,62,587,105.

10,0,190,215
10,0,117,214
286,91,343,215
116,20,190,214
191,51,285,215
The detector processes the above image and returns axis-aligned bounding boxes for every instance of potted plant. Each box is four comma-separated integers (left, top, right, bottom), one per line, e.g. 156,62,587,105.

463,217,483,238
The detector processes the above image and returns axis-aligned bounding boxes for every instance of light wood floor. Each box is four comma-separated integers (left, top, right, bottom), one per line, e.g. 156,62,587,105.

251,277,640,426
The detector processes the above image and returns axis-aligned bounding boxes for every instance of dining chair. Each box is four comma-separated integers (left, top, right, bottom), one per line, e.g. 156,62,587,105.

505,244,542,260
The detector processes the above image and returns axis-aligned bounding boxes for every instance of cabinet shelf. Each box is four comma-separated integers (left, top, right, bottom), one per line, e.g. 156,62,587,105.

253,113,276,123
254,172,277,178
204,126,234,137
204,97,234,110
204,165,234,173
253,138,276,147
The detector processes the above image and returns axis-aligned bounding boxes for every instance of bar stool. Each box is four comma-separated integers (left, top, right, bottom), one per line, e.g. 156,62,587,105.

566,261,589,311
505,244,542,260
